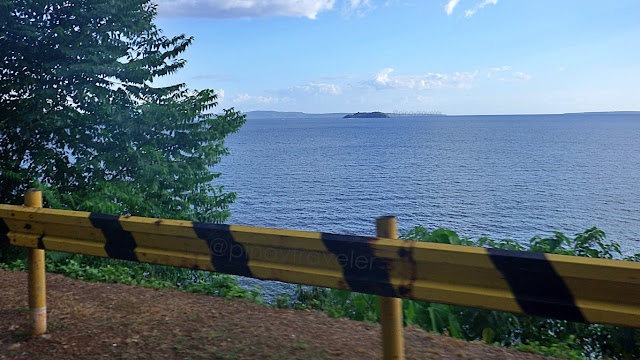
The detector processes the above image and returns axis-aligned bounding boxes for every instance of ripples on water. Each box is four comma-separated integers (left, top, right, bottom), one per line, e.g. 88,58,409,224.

215,113,640,298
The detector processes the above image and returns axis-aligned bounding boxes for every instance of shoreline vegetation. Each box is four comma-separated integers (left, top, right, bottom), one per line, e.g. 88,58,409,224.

2,226,638,359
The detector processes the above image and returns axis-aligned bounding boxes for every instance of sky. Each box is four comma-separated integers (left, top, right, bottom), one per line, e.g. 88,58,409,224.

151,0,640,115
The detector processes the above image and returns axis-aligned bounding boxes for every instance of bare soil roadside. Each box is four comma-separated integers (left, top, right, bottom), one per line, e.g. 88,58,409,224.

0,269,553,360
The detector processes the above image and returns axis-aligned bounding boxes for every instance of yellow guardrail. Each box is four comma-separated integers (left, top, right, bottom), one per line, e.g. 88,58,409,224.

3,202,640,327
2,190,640,358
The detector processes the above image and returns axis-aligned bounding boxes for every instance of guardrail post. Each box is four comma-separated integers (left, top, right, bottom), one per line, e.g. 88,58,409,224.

25,189,46,336
376,216,404,360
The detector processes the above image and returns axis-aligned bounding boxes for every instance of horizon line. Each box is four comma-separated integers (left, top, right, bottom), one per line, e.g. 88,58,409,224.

240,110,640,117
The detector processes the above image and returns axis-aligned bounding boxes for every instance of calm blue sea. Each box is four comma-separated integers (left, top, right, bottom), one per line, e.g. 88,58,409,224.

215,113,640,256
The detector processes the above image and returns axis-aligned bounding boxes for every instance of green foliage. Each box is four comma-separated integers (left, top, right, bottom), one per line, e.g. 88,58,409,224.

0,257,27,271
327,289,380,321
1,252,264,302
182,274,264,303
527,227,621,259
515,336,585,360
403,226,475,246
0,0,245,222
272,286,380,322
44,254,173,287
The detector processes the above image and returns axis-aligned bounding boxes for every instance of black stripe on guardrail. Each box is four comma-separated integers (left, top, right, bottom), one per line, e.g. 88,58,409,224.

0,218,9,247
37,234,45,249
488,248,586,322
89,213,138,261
321,233,397,297
193,223,253,277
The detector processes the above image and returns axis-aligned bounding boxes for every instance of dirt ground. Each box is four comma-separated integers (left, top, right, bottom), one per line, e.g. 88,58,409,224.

0,269,554,360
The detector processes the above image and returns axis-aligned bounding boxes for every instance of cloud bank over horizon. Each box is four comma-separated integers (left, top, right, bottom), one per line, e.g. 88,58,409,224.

219,65,534,111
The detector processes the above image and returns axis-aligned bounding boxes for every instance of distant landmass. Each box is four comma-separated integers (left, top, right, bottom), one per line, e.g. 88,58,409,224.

244,111,348,119
242,110,638,119
245,111,306,118
563,111,640,115
343,111,389,119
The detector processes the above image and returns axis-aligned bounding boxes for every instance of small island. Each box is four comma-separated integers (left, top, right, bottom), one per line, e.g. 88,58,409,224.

343,111,390,119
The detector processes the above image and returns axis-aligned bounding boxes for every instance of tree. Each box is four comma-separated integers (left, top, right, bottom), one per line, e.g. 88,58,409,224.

0,0,246,222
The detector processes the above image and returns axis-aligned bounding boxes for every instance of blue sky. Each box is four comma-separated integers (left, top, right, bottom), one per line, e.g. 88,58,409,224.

152,0,640,115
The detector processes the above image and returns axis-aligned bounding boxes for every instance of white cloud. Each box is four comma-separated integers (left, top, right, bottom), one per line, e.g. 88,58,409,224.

464,0,498,18
370,68,477,90
217,88,225,99
232,93,290,104
514,71,532,81
497,71,532,82
348,0,370,10
314,74,357,82
272,81,344,97
489,66,511,72
444,0,461,15
484,66,531,81
155,0,336,19
343,0,374,16
291,82,342,95
487,65,511,78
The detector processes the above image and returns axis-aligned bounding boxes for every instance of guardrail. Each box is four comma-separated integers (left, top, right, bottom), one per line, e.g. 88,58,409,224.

2,190,640,359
